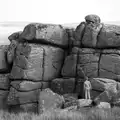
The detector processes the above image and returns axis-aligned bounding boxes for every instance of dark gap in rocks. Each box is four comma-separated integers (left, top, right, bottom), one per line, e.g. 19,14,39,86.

74,49,79,93
98,52,102,76
42,47,45,82
10,85,41,92
9,79,51,82
0,88,9,91
21,38,68,50
92,89,103,92
96,23,103,46
114,32,120,36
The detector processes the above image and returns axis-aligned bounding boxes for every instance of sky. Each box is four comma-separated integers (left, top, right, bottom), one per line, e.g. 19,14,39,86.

0,0,120,24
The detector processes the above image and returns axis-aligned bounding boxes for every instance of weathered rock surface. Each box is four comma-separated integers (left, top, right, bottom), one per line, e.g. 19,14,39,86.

94,87,117,104
74,22,86,47
0,45,9,73
7,40,18,65
61,54,77,77
38,88,64,114
99,49,120,81
90,90,102,100
10,80,49,92
63,93,78,108
77,99,92,108
97,24,120,48
0,90,9,110
10,43,64,81
50,78,75,94
0,74,10,90
9,103,38,113
7,87,40,105
62,47,120,80
85,14,101,24
90,78,117,92
82,23,102,47
8,31,22,42
20,23,68,47
96,102,111,109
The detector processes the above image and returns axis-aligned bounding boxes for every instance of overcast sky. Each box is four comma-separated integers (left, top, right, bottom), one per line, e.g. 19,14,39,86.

0,0,119,24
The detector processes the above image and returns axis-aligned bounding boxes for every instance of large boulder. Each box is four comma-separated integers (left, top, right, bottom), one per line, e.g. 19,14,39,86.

82,23,102,47
0,90,9,110
90,78,117,92
9,103,38,113
38,88,64,114
85,14,101,24
50,78,75,94
10,80,49,92
111,91,120,107
61,54,78,77
81,15,102,48
19,23,68,47
94,87,117,104
99,49,120,81
0,45,10,73
9,43,64,81
0,74,10,90
96,102,111,109
8,31,22,42
97,24,120,48
74,22,86,47
7,87,40,105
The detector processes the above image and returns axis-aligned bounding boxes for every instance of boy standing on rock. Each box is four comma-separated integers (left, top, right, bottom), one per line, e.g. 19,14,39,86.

84,77,92,99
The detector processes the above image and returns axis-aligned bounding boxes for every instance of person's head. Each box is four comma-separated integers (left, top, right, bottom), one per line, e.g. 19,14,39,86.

85,76,88,81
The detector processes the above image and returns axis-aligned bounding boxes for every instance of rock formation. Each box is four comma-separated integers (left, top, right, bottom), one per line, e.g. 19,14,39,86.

0,14,120,113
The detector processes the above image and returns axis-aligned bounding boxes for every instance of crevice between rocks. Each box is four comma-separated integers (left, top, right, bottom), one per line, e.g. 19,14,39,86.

98,52,102,77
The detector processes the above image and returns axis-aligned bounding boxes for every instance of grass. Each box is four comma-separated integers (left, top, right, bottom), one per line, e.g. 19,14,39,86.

0,107,120,120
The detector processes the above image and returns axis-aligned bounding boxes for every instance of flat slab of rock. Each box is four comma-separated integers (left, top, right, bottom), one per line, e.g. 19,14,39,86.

10,80,49,92
19,23,68,47
38,88,64,114
77,99,92,108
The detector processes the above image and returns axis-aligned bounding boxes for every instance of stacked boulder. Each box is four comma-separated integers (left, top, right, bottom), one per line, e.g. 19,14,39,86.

6,23,68,113
0,45,10,111
66,14,120,101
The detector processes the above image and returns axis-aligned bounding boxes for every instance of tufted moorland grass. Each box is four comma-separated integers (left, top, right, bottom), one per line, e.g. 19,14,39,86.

0,107,120,120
